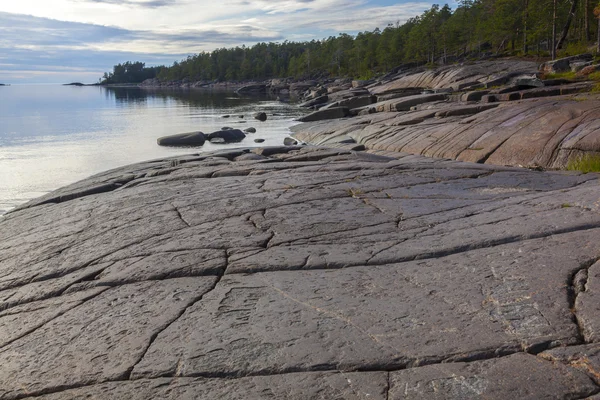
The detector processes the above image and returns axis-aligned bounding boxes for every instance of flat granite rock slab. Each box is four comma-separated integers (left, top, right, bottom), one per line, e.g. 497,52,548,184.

24,372,388,400
132,228,600,379
0,278,216,399
1,146,600,399
389,353,598,399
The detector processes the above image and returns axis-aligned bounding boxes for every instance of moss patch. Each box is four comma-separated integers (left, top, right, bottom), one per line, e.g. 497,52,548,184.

567,154,600,173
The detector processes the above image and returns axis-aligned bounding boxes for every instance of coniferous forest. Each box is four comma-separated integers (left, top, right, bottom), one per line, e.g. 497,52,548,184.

101,0,600,84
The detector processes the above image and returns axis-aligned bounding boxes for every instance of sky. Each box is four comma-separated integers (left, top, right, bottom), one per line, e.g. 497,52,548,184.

0,0,450,84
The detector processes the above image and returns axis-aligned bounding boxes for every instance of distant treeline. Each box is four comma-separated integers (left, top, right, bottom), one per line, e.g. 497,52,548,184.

101,0,600,83
101,62,162,84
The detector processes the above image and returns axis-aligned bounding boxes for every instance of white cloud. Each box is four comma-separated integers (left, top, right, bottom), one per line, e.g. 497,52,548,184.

0,0,436,34
0,0,440,83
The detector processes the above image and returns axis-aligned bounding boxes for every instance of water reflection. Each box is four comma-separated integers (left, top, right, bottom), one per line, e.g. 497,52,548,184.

105,87,275,109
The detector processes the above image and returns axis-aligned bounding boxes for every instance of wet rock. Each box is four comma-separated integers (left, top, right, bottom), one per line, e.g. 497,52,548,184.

254,112,267,121
234,153,267,161
207,129,246,143
157,131,206,147
254,138,265,143
283,137,298,146
244,127,257,133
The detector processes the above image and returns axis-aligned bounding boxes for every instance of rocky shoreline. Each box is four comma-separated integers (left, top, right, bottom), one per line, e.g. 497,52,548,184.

3,57,600,399
288,55,600,170
140,55,600,170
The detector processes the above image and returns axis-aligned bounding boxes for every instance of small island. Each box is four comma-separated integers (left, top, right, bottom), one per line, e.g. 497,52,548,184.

63,82,85,86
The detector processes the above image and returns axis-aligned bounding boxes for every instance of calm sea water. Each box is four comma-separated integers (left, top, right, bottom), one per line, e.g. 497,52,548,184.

0,85,304,214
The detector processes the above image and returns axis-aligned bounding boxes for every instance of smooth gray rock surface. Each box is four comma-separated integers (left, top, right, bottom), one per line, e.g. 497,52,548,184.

2,146,600,399
27,372,388,399
389,353,597,399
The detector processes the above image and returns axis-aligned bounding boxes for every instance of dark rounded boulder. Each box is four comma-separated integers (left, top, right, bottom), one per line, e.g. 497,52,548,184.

207,129,246,143
284,137,298,146
254,112,268,121
157,131,206,147
244,127,257,133
254,138,265,143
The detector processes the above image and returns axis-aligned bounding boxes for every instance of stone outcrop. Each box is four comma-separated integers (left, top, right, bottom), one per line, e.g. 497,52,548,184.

291,94,600,170
2,145,600,398
540,54,594,74
370,60,539,95
288,57,600,170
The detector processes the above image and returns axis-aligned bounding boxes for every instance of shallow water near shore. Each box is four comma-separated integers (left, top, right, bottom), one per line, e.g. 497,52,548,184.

0,85,304,214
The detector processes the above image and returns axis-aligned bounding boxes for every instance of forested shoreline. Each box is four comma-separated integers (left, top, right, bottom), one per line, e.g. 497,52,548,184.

101,0,600,84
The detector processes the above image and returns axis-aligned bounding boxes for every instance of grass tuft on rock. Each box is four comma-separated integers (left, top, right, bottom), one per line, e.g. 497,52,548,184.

543,71,578,80
567,153,600,173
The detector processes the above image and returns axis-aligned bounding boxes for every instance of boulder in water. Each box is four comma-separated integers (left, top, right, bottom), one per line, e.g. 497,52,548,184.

254,112,267,121
157,131,206,147
207,129,246,143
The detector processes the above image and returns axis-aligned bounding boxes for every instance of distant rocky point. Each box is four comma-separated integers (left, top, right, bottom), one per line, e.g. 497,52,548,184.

64,82,85,86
